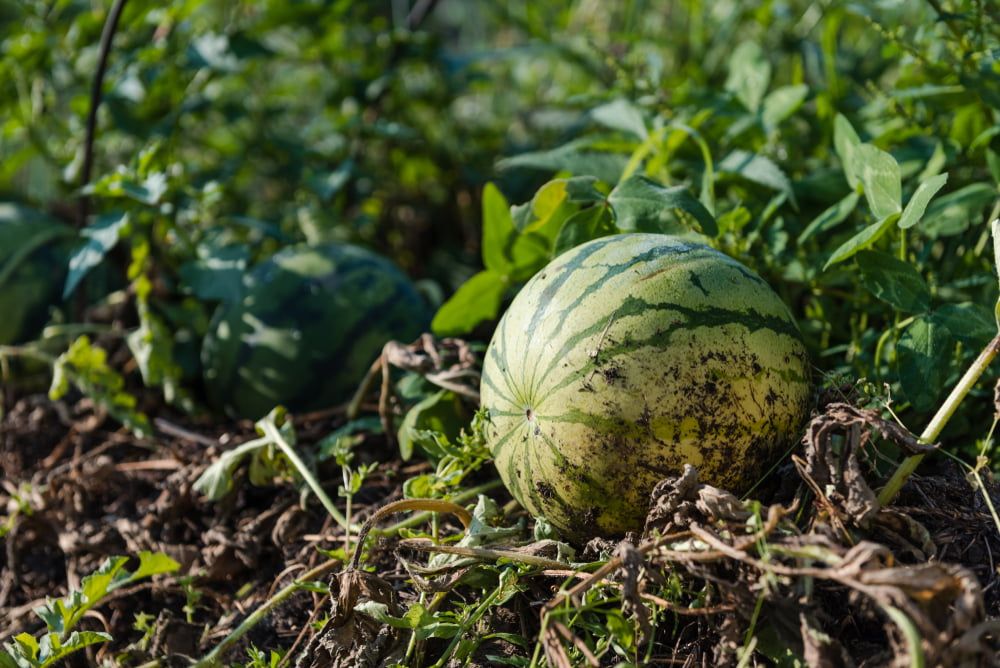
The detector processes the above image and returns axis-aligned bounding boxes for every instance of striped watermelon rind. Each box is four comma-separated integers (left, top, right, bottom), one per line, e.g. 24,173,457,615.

202,243,430,419
480,233,811,539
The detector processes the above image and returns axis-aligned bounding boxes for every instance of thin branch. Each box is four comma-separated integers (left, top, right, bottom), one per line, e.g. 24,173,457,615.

80,0,129,228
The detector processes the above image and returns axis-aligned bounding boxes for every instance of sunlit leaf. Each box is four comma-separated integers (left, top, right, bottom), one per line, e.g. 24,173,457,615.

834,114,862,189
431,270,507,336
798,192,859,243
854,144,902,219
717,151,796,207
726,42,771,112
481,183,516,273
608,176,717,237
63,213,129,298
591,99,648,139
762,84,808,130
898,173,948,229
823,214,900,269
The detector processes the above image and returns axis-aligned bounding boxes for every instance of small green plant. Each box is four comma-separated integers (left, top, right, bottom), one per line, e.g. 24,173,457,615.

48,336,151,437
194,408,354,531
0,552,180,668
242,645,284,668
130,612,156,653
179,574,204,625
0,482,35,540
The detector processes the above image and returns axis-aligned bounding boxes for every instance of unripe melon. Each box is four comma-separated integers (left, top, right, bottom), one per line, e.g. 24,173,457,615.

202,243,431,419
481,233,811,539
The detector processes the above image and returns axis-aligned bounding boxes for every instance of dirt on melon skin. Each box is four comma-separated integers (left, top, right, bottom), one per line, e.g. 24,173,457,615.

481,233,812,540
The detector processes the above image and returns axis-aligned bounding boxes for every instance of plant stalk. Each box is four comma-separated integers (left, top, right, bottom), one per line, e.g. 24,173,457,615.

878,333,1000,505
260,419,352,530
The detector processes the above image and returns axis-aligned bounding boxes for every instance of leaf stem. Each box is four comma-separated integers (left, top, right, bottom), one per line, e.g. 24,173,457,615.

260,418,352,530
878,333,1000,505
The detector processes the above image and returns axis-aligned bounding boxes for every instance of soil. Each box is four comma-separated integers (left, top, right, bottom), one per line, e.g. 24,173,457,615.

3,389,1000,666
0,393,419,666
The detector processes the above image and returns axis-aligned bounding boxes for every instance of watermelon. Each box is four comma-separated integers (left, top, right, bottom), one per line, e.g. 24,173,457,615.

202,243,431,419
0,204,72,345
481,233,811,539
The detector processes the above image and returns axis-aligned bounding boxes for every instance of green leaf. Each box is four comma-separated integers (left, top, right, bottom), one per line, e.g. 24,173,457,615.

77,557,131,623
85,170,168,206
717,207,752,236
661,121,716,214
561,176,606,203
896,315,954,412
307,160,353,201
358,600,464,641
608,176,717,237
431,270,507,336
481,183,516,273
856,250,930,313
726,41,771,112
798,192,859,243
553,205,614,256
317,417,382,462
987,148,1000,185
515,179,575,238
130,551,181,582
993,218,1000,329
36,631,112,668
507,234,550,280
33,551,178,645
0,650,22,668
898,173,948,230
11,633,40,661
823,213,900,270
397,390,468,461
717,150,796,207
917,142,947,182
590,99,648,139
761,84,808,130
855,144,902,219
834,114,862,190
188,33,244,72
416,621,462,641
63,212,129,298
49,336,151,437
193,436,272,499
932,303,996,346
127,290,190,411
507,178,602,271
496,139,627,184
923,183,997,237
